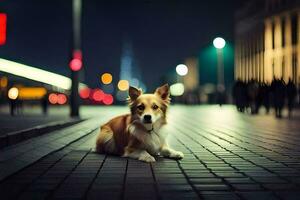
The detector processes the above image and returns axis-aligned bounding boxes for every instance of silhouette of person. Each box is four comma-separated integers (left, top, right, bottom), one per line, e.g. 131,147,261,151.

41,93,49,115
261,82,271,114
247,79,259,114
9,98,16,116
271,78,285,118
286,78,297,118
233,79,248,113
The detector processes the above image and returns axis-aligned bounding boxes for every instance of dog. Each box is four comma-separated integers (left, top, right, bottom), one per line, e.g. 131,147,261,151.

95,84,184,162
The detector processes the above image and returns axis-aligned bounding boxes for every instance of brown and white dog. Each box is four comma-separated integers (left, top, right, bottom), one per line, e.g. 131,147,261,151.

95,84,184,162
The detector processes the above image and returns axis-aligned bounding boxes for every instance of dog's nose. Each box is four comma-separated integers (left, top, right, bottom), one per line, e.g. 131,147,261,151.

143,115,152,123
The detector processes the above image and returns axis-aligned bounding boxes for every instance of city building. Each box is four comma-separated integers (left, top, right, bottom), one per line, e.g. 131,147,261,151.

235,0,300,84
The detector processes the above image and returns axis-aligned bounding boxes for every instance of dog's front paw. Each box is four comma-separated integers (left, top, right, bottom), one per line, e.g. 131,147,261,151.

139,152,156,162
169,151,184,160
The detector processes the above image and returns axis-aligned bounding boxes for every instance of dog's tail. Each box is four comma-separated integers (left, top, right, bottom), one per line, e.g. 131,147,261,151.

95,125,117,154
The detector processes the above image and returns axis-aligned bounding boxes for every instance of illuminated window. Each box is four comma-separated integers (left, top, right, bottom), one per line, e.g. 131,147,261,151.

282,56,285,79
272,21,275,49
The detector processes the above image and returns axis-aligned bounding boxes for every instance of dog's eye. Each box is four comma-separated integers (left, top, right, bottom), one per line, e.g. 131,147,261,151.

137,104,145,111
152,104,159,110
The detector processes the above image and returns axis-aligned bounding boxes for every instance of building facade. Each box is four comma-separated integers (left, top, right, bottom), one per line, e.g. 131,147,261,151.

235,0,300,84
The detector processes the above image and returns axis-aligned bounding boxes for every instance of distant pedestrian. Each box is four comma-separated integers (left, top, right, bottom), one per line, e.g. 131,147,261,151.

247,79,259,114
271,78,285,118
261,82,271,114
9,98,17,116
233,79,247,112
41,94,48,115
286,78,297,118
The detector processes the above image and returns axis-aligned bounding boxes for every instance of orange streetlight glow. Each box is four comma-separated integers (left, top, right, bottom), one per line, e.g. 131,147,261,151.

0,76,8,88
101,73,113,85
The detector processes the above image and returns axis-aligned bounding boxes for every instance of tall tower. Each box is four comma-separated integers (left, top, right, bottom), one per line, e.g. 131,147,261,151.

119,40,146,91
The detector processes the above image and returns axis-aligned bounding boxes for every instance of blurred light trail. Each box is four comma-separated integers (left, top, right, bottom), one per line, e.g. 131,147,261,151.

176,64,188,76
118,80,129,91
0,58,87,90
8,87,19,100
101,73,113,84
18,87,47,100
170,83,185,96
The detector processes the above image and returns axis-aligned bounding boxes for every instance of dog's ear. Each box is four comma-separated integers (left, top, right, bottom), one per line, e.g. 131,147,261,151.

129,86,142,101
155,84,170,101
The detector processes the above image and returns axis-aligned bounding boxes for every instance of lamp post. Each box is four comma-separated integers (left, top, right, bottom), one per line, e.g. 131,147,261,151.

70,0,82,117
213,37,226,105
175,63,188,82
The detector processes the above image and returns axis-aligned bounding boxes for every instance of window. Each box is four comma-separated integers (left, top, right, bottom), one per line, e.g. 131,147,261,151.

292,53,297,83
291,14,298,45
282,56,285,79
272,21,275,49
272,59,275,77
281,17,285,47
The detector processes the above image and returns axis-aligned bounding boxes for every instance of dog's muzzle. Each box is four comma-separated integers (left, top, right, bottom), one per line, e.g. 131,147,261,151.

143,115,152,124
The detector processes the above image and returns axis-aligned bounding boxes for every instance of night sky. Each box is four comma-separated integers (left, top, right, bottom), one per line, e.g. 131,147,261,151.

0,0,245,91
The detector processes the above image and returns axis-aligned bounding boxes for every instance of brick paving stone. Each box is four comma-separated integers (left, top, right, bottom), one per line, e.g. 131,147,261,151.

275,191,300,200
200,191,240,200
194,183,231,191
237,191,280,200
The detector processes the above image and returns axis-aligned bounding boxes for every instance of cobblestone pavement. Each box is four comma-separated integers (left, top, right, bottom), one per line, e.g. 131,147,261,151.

0,105,300,200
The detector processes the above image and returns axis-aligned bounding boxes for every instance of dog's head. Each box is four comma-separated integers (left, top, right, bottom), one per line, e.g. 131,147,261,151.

128,84,170,129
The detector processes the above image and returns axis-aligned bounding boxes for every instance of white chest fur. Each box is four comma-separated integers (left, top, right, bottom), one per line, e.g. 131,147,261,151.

129,123,167,155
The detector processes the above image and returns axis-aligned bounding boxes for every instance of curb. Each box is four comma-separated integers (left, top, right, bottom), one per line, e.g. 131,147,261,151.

0,118,85,149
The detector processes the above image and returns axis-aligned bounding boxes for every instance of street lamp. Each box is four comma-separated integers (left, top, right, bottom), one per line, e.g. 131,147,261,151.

213,37,226,49
176,64,188,76
213,37,226,105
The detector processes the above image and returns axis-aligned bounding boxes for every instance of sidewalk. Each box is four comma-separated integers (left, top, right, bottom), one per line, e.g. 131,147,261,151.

0,105,300,200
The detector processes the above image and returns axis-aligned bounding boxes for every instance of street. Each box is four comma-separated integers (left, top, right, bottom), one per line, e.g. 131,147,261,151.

1,105,300,200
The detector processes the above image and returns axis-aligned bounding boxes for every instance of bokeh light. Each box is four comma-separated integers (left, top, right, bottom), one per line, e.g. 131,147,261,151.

0,76,8,88
8,87,19,100
79,88,90,99
118,80,129,91
101,73,113,85
116,90,128,101
176,64,188,76
69,58,82,71
92,89,105,102
213,37,226,49
103,94,114,105
48,93,58,104
102,84,114,94
170,83,185,96
57,94,67,105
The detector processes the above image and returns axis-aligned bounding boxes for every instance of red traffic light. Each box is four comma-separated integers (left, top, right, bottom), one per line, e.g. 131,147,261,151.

0,13,7,45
